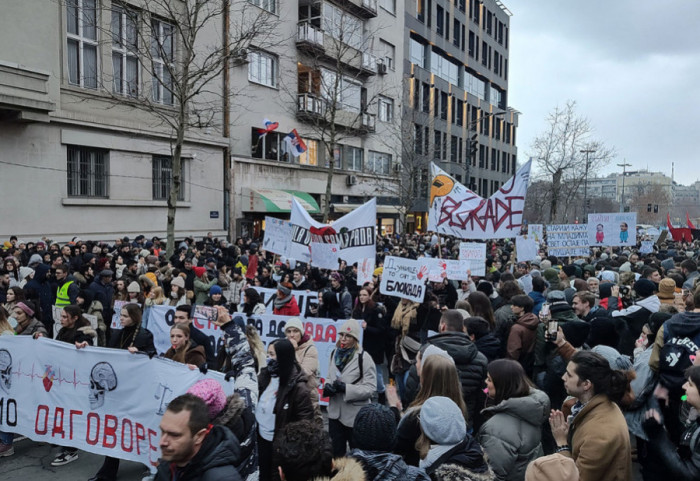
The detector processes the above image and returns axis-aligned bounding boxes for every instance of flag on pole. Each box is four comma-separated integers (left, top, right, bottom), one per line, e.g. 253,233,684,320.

284,129,307,157
257,118,279,136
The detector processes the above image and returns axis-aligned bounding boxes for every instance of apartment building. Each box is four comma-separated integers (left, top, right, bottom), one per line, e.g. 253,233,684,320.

0,0,228,241
403,0,518,230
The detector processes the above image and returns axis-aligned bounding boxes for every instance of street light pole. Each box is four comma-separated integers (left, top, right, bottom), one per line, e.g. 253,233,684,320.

617,161,632,212
581,149,596,217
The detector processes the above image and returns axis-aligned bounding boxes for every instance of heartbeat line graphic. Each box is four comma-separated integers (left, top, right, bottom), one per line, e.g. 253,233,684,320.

13,362,89,388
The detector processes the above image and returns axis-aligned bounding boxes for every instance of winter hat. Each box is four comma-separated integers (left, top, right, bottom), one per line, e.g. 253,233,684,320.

658,278,676,300
19,266,34,280
591,345,632,371
634,278,656,298
525,454,579,481
98,269,114,278
543,268,559,283
127,281,141,293
277,282,292,296
15,302,35,317
187,379,227,419
193,266,207,278
339,319,361,341
661,258,675,272
546,290,566,303
284,317,304,334
560,320,590,348
352,404,397,451
420,396,466,445
600,270,616,283
373,267,384,276
28,254,43,267
562,264,577,278
540,259,552,270
330,272,344,284
171,276,186,289
422,345,454,365
139,249,150,258
209,285,222,296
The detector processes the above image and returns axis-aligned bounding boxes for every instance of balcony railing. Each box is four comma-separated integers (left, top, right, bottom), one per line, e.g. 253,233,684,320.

361,112,376,132
361,52,377,73
297,23,324,48
297,93,326,116
361,0,378,15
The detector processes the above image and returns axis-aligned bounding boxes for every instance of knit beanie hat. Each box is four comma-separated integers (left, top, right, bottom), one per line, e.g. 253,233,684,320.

171,276,186,289
525,454,579,481
422,345,454,365
591,345,632,371
127,281,141,293
420,396,466,445
543,268,559,283
661,258,675,272
634,278,656,298
187,379,227,419
339,319,361,341
193,266,207,278
562,264,577,278
209,285,223,296
352,404,397,451
277,282,292,296
658,278,676,300
284,317,304,334
28,254,43,266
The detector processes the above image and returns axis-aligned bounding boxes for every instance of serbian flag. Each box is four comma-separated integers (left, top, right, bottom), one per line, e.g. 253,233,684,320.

257,118,279,136
687,212,696,229
284,129,307,157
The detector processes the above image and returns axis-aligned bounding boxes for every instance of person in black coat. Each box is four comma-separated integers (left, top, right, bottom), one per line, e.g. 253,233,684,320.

405,310,488,430
465,316,501,363
352,287,390,403
23,263,54,333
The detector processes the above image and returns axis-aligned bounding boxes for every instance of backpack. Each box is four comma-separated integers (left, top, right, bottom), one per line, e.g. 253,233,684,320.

659,320,700,392
331,348,364,384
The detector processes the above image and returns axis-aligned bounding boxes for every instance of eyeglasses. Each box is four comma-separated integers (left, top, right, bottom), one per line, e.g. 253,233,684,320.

338,333,354,339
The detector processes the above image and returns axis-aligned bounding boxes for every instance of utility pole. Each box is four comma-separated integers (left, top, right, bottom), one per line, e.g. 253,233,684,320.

617,161,632,212
581,149,596,217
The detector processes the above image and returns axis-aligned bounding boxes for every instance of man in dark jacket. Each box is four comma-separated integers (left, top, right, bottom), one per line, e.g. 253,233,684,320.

465,316,501,363
608,279,660,356
24,263,55,332
155,394,242,481
89,270,115,333
405,310,488,429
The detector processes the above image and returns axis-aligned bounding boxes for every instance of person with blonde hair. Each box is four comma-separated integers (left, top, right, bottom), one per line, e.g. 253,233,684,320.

144,286,167,307
163,323,206,368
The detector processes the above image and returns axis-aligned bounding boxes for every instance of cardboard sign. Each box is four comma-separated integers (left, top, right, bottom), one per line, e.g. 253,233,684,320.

356,258,375,287
528,224,544,244
309,242,341,270
587,212,637,247
444,259,470,281
516,235,538,262
546,224,590,257
262,216,293,256
380,256,427,302
459,242,486,276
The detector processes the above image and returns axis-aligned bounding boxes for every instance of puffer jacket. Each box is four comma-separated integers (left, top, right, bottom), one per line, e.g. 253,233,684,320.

478,389,550,481
644,417,700,481
154,424,242,481
327,347,377,427
258,365,315,437
350,449,430,481
213,394,258,481
423,437,495,481
405,332,488,428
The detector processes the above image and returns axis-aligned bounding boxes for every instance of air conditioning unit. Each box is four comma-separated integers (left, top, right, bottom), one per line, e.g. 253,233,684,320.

346,175,358,186
377,63,388,75
393,163,402,173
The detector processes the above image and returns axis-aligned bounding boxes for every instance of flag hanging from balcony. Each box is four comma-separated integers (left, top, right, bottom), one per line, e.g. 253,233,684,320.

427,160,532,240
284,129,307,157
257,118,279,136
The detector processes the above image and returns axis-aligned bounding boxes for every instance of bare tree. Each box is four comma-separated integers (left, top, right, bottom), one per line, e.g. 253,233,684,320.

63,0,277,256
628,183,671,224
530,101,615,222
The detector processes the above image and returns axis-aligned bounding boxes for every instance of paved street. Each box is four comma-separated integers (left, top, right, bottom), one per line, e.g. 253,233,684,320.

1,437,148,480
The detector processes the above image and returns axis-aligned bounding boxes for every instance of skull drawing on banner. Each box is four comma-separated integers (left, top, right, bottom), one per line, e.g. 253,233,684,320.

0,349,11,394
89,362,118,409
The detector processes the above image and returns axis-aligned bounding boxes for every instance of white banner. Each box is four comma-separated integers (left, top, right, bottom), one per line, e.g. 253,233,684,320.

587,212,637,247
145,305,221,356
356,258,375,287
238,287,319,315
516,235,538,262
309,242,341,270
111,301,141,330
419,257,447,282
444,259,470,281
0,336,234,469
428,160,532,239
459,242,487,276
380,256,427,302
546,224,590,257
263,216,293,256
288,198,376,265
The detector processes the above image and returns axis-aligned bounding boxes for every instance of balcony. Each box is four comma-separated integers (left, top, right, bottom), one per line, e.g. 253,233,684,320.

0,61,55,122
338,0,378,18
359,112,376,133
297,93,326,118
361,52,377,75
296,23,325,53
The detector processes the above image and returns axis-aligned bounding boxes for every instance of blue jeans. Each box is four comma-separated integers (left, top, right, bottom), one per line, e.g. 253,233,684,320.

0,431,13,445
395,370,410,405
376,366,385,394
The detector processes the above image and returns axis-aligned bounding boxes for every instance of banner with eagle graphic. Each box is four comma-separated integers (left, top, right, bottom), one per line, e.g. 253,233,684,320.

428,160,532,239
288,197,376,266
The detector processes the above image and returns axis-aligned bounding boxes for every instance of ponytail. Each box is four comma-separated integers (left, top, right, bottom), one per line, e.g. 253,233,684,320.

571,351,634,407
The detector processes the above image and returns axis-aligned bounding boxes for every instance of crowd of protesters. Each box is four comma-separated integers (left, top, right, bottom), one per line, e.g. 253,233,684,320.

1,230,700,481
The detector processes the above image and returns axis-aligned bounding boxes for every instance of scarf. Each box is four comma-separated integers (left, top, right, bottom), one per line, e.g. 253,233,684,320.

391,302,417,334
274,293,292,310
334,345,357,373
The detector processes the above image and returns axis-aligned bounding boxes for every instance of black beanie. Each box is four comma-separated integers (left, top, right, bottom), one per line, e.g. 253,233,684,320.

352,404,397,452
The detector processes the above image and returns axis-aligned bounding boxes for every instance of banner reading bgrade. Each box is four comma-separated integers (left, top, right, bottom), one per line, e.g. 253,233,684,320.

546,224,590,257
288,197,376,265
0,336,234,469
587,212,637,247
380,256,427,303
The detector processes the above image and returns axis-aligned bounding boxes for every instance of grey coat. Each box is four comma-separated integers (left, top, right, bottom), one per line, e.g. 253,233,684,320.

478,388,550,481
327,347,377,427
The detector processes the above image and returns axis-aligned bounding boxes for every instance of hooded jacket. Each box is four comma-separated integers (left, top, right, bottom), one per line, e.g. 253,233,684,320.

311,457,368,481
258,365,315,437
610,295,660,356
405,332,488,429
23,263,54,329
478,389,550,481
423,437,495,481
506,313,539,371
155,424,242,481
350,450,430,481
213,394,257,481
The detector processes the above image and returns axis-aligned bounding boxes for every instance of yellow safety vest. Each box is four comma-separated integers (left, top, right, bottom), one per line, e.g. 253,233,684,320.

56,280,74,306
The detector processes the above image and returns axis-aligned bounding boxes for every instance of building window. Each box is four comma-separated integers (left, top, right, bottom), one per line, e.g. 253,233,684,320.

436,5,444,36
453,19,460,46
299,139,318,166
378,96,394,122
416,0,425,22
380,39,395,70
478,146,485,168
323,3,362,50
456,99,464,126
422,82,430,112
468,31,476,58
251,128,290,162
380,0,396,14
367,151,391,175
67,146,109,198
248,51,278,88
414,123,423,155
248,0,276,14
152,156,185,201
440,91,448,120
345,146,363,171
321,69,361,112
491,148,497,170
151,19,175,105
67,0,98,89
111,5,139,97
434,131,446,161
451,136,458,162
409,38,425,67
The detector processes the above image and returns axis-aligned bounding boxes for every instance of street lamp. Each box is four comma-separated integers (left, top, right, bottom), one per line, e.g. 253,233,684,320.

617,161,632,212
581,149,596,217
465,110,506,192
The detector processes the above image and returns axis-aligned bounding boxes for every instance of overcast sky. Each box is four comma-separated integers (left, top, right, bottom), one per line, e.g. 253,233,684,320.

508,0,700,183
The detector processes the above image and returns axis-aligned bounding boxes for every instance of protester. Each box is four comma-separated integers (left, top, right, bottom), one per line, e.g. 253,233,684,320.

272,282,300,316
284,318,320,407
352,287,389,404
163,323,207,368
506,295,539,376
13,301,48,337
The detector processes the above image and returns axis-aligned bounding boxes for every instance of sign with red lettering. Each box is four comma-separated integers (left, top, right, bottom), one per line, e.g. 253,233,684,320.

428,160,532,239
0,336,234,470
